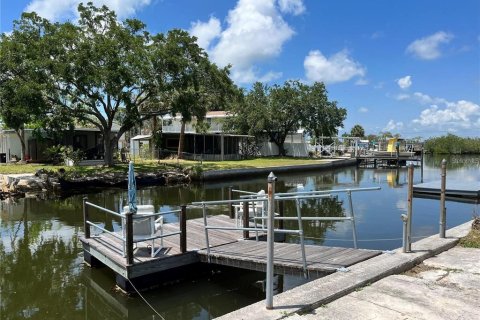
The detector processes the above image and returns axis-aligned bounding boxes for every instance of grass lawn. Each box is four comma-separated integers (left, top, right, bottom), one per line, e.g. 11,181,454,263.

459,218,480,248
0,157,332,175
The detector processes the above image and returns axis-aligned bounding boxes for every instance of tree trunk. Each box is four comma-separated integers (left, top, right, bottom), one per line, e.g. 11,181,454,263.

277,142,286,156
14,128,26,161
103,130,118,167
177,120,186,159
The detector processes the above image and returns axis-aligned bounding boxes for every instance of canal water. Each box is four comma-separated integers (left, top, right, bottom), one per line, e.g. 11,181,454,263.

1,155,478,319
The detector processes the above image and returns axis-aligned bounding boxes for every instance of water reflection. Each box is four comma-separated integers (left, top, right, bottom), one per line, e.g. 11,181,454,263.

1,155,478,319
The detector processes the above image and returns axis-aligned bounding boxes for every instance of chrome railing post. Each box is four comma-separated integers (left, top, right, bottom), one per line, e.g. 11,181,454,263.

202,204,211,263
266,172,277,310
295,198,307,278
347,190,358,249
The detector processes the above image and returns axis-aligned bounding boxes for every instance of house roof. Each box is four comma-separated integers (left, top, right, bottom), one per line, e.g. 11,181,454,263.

131,134,152,140
162,111,229,120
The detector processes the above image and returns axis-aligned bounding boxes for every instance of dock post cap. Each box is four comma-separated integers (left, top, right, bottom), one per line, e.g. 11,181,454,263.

442,159,447,164
267,172,277,182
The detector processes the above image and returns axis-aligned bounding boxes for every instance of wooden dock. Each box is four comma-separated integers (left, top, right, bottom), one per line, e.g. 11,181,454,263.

413,181,480,203
80,215,382,290
198,240,381,277
357,151,422,168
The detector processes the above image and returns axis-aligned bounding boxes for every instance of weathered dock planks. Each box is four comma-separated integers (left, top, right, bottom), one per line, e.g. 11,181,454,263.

80,214,381,289
197,240,381,277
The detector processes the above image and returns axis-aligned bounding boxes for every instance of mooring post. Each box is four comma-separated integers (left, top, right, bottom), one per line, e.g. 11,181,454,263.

180,205,187,253
406,164,414,252
401,214,408,253
420,148,424,183
266,172,277,310
242,201,249,239
83,197,90,239
439,159,447,238
228,186,235,219
125,211,134,265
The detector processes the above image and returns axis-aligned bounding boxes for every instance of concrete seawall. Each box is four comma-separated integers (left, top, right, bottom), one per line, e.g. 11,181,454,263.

216,220,472,320
201,158,358,181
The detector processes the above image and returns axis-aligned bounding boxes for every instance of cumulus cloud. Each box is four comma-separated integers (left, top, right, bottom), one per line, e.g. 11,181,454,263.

358,107,369,113
411,92,447,105
189,17,222,50
278,0,305,15
397,75,412,89
406,31,453,60
303,50,366,84
355,78,369,86
395,93,410,101
413,100,480,129
25,0,151,21
383,120,404,132
195,0,303,83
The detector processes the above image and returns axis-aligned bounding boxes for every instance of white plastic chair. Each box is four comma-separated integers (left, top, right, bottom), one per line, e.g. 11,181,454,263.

234,190,267,228
122,205,163,257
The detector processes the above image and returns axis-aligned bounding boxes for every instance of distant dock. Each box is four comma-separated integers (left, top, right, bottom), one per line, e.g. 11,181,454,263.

413,180,480,203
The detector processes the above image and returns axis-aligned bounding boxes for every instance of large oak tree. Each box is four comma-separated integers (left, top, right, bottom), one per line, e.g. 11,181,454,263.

1,3,235,165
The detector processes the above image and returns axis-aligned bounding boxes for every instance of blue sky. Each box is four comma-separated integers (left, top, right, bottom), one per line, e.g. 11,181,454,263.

1,0,479,138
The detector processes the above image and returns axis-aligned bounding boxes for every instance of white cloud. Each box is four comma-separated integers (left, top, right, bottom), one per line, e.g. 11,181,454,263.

406,31,453,60
383,120,404,132
370,31,384,40
412,92,447,105
412,100,480,129
25,0,151,21
395,93,410,101
397,75,412,89
355,78,369,86
199,0,301,83
278,0,305,15
189,17,222,50
303,50,366,84
358,107,369,113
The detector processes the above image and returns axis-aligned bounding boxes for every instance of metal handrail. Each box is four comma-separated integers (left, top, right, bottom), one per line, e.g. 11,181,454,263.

276,186,381,197
85,201,124,218
83,200,186,262
86,221,124,241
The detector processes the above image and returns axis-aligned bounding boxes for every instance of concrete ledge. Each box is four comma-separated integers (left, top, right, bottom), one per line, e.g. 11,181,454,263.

201,158,357,181
216,220,472,320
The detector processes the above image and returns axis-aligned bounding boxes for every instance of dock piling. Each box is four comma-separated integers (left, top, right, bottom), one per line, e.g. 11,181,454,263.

125,211,134,265
242,201,249,239
406,164,414,252
439,159,447,238
180,205,187,253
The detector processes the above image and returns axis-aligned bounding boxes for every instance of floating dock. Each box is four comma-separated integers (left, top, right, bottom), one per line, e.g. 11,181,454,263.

80,215,381,291
413,181,480,202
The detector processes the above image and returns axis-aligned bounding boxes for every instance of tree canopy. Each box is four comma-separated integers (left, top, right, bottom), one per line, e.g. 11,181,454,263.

225,80,346,156
0,2,236,165
350,124,365,138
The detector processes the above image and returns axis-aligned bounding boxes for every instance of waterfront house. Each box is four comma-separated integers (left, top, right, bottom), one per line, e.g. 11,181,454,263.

130,111,311,160
0,126,126,163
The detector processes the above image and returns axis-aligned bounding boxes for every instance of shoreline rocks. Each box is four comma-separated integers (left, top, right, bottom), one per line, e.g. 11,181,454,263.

0,168,191,200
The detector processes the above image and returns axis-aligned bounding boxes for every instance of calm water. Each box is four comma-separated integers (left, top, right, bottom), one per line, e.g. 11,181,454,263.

1,155,479,319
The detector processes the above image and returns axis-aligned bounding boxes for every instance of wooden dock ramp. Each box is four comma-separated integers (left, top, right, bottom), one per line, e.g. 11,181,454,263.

198,240,381,277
